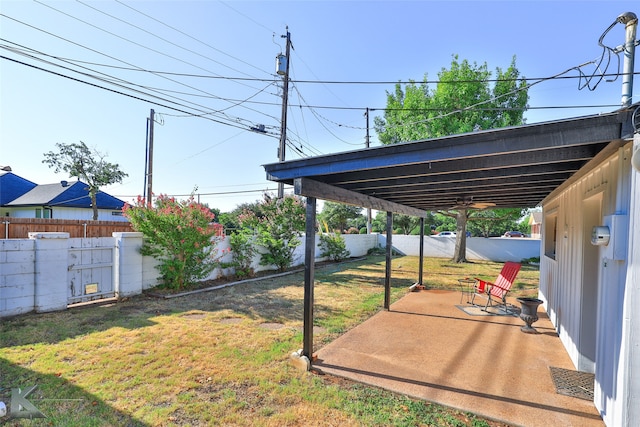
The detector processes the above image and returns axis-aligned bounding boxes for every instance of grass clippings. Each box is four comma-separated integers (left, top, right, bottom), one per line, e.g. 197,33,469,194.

1,255,534,426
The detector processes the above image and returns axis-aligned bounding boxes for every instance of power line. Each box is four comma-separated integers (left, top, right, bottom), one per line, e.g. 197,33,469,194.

0,13,278,124
1,40,277,130
33,0,265,93
114,187,279,198
2,40,622,116
219,1,276,35
11,52,636,85
83,0,271,81
0,55,264,134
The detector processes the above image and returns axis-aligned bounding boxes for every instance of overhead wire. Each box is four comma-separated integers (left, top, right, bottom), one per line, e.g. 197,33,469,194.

113,0,273,78
293,84,364,146
280,58,320,158
3,35,622,117
0,17,281,131
219,1,276,35
40,0,263,91
2,40,283,110
0,41,274,133
0,54,262,134
18,5,278,123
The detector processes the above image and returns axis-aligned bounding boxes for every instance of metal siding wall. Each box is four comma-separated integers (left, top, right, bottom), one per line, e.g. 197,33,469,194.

543,153,621,368
619,137,640,427
543,143,635,427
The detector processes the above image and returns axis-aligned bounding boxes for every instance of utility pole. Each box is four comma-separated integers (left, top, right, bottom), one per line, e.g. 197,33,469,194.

365,108,372,234
146,108,155,207
277,27,291,199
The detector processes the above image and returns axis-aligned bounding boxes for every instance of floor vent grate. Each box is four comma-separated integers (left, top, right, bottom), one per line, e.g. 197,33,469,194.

550,366,594,401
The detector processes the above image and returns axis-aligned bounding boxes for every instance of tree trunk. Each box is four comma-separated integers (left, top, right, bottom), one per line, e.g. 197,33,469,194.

90,190,98,221
452,209,468,263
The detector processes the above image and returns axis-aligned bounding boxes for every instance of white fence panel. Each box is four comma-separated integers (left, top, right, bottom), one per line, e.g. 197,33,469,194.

68,237,115,304
386,234,540,262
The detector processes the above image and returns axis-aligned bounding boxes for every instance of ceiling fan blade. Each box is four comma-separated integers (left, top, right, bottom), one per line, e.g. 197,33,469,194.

470,202,496,209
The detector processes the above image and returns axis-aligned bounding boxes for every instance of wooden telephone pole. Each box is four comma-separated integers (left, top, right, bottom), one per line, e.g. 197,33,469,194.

365,108,372,233
146,108,155,207
277,27,291,199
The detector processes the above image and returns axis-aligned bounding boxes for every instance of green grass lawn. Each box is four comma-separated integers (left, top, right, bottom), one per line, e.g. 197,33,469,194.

1,256,536,426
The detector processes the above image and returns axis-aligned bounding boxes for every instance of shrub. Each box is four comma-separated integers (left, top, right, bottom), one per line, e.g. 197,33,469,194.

123,194,223,290
225,230,256,279
238,195,306,272
319,233,351,262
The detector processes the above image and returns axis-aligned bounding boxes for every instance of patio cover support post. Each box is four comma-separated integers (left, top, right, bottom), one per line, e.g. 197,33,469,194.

385,211,393,310
303,197,316,359
418,217,424,285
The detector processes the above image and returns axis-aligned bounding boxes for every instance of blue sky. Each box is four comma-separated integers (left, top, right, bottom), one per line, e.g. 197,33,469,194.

1,1,638,212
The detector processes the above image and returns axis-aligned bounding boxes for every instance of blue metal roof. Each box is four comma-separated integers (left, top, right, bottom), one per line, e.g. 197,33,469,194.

6,180,124,209
0,172,37,205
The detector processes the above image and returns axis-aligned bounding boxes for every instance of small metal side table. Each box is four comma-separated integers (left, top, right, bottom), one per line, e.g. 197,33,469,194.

457,278,477,304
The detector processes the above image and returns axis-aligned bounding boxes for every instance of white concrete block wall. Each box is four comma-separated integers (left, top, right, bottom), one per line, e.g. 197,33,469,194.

113,232,144,297
141,254,160,290
0,238,36,317
384,234,540,262
1,232,539,318
30,232,69,313
343,233,378,257
233,233,353,274
202,236,233,281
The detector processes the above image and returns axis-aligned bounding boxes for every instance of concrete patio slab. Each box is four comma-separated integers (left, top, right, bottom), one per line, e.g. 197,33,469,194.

314,289,603,427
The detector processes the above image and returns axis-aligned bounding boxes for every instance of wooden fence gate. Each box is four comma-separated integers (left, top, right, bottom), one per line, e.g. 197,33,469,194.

67,237,116,305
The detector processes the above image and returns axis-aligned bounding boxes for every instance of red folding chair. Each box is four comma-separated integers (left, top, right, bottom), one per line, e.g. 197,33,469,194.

470,262,521,313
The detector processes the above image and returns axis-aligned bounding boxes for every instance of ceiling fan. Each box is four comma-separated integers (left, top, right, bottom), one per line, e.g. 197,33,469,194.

451,196,496,210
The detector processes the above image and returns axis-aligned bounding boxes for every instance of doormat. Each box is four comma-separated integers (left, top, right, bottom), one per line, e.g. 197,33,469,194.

549,366,594,401
455,304,518,317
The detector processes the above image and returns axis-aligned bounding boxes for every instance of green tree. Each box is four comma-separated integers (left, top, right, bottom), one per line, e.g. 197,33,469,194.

238,194,306,272
433,213,456,233
371,210,387,233
123,194,223,290
218,200,267,234
374,55,529,262
42,141,128,220
318,201,362,233
467,208,524,238
392,214,420,235
347,213,368,233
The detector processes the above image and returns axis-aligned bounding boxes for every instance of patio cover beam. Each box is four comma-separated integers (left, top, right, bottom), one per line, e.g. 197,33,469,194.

294,177,426,217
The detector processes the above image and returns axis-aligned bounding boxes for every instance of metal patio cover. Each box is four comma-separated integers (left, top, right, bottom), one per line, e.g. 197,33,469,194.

264,110,633,214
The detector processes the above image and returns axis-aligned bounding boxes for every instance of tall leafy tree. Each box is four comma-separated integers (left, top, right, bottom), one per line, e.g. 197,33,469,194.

393,214,421,235
318,201,362,233
43,141,128,220
374,55,529,262
467,208,525,238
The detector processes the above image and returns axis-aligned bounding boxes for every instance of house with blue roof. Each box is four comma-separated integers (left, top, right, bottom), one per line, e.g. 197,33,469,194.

0,172,127,221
